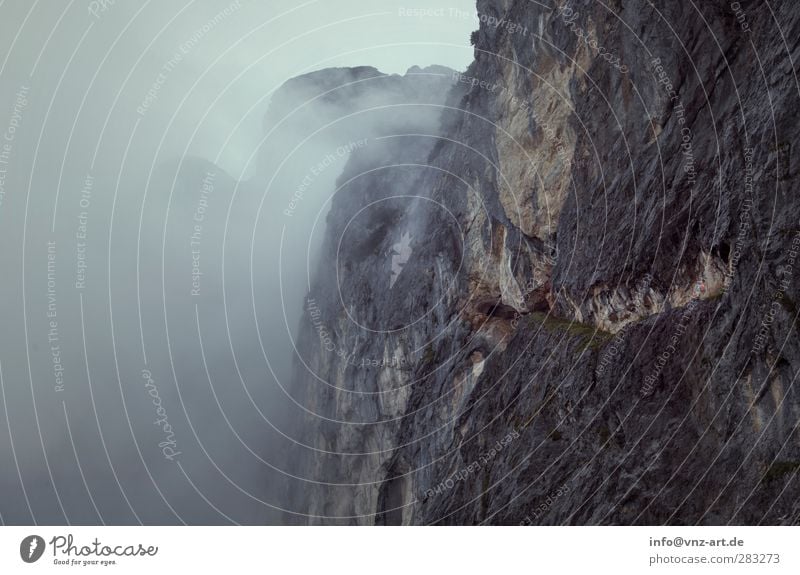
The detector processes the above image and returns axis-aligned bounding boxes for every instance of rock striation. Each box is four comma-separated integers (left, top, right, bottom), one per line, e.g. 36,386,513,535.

286,0,800,525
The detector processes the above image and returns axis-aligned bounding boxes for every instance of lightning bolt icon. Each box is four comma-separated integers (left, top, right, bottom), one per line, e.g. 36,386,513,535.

29,538,38,559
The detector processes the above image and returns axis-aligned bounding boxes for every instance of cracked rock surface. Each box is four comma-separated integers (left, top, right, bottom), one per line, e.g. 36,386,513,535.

285,0,800,525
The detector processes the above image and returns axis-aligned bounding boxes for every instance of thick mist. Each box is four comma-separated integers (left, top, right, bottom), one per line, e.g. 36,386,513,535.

0,0,473,524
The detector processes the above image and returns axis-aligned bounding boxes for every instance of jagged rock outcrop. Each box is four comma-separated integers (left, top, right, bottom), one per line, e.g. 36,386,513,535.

286,0,800,525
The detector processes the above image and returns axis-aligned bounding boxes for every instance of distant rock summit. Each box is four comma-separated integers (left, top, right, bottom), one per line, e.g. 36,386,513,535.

285,1,800,526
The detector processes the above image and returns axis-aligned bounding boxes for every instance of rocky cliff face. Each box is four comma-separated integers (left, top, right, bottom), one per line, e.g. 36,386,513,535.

286,0,800,525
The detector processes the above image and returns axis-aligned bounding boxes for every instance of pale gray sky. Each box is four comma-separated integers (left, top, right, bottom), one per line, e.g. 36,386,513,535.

0,0,477,176
0,0,478,525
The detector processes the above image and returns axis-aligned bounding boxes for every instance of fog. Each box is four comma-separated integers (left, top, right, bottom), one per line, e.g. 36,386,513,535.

0,0,474,524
